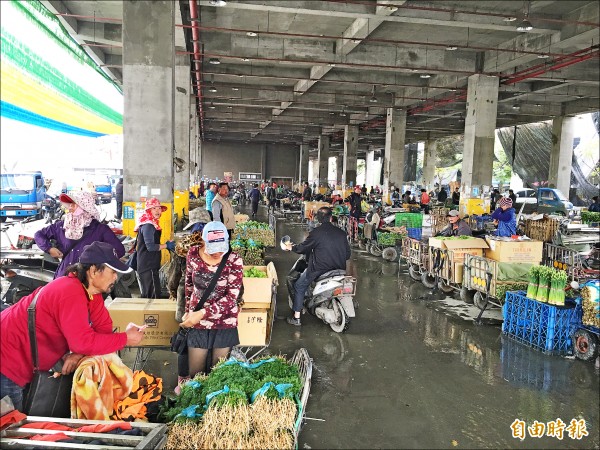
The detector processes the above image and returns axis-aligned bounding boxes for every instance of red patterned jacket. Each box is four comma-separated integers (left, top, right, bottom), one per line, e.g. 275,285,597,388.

184,248,243,329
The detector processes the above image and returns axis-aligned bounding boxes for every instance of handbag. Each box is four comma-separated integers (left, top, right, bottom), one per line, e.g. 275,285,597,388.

170,250,231,355
22,289,73,418
127,236,139,270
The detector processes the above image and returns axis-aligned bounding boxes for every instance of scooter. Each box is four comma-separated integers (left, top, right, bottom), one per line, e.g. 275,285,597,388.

283,237,357,332
41,193,64,224
1,248,56,305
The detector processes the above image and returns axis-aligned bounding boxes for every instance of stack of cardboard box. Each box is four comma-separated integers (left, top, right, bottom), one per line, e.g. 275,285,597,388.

484,237,544,264
238,262,278,346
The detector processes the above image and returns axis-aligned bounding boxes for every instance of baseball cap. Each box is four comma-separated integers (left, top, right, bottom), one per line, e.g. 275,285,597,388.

447,210,460,217
202,221,230,255
79,242,132,273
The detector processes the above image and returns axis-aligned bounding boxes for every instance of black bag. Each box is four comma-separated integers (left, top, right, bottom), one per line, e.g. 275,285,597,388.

22,289,73,418
169,251,231,355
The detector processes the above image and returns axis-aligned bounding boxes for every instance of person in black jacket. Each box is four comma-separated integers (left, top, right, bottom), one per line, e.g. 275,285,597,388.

302,182,312,201
438,187,448,203
283,207,351,326
452,187,460,206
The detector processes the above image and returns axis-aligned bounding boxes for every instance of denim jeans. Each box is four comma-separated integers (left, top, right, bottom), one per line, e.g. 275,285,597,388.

0,373,24,412
293,270,314,313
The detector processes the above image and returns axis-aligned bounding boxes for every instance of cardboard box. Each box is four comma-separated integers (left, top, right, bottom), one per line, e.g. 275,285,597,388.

107,298,179,347
428,237,488,263
303,201,330,219
237,306,273,346
242,262,277,308
484,237,543,263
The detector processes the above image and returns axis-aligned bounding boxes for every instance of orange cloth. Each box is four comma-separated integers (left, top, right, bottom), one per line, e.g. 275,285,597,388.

21,422,72,431
30,433,71,442
112,370,162,421
70,352,133,420
0,410,27,429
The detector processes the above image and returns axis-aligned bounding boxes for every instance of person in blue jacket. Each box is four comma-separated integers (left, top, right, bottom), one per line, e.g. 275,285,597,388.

492,197,517,237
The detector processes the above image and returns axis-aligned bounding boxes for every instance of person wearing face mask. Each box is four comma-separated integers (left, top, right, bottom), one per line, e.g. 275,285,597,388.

178,221,243,380
134,197,175,298
34,191,125,279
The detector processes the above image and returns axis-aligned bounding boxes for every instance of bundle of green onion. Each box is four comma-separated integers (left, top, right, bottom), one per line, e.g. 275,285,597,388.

526,266,540,299
534,266,552,303
547,269,568,306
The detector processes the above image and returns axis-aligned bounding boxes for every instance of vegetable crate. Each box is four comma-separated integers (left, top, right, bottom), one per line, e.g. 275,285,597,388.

523,217,560,243
0,417,167,449
463,255,527,309
290,348,313,445
502,291,582,355
395,212,423,229
376,231,404,248
542,243,598,283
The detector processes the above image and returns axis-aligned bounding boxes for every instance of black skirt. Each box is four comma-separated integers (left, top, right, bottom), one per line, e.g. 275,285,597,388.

187,328,240,349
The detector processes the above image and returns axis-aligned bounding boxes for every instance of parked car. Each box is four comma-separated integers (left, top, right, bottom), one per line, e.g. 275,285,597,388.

506,187,573,215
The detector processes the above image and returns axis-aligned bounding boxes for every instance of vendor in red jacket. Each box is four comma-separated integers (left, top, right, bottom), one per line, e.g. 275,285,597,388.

0,242,145,411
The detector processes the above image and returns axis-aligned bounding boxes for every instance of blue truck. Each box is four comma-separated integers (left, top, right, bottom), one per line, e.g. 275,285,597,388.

0,171,46,222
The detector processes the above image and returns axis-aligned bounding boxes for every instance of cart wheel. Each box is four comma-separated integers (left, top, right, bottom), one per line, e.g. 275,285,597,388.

460,287,475,304
573,329,599,361
370,243,383,257
408,264,421,281
421,272,437,289
438,279,454,294
473,292,488,311
358,239,367,250
382,247,398,262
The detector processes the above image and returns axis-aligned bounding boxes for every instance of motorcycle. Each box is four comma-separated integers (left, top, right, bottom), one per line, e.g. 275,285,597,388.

1,248,56,306
283,237,357,332
41,193,64,224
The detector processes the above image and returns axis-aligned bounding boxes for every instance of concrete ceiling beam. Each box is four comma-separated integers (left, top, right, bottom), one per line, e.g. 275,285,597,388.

76,21,122,46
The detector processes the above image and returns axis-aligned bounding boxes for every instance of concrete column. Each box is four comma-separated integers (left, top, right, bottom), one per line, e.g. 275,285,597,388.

404,142,418,182
365,147,376,188
383,108,407,199
423,139,437,190
317,135,330,188
298,144,309,184
461,74,499,190
122,0,175,237
549,116,576,195
336,155,344,188
260,145,267,180
342,125,358,188
174,52,190,191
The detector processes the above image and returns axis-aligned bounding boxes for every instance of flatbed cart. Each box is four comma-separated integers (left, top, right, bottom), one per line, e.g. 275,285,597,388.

400,237,430,281
463,254,529,323
0,417,168,449
542,243,600,283
421,247,476,303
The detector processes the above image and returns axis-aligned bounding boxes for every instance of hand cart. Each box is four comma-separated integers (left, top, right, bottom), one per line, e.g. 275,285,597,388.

371,230,405,261
0,417,168,449
463,254,529,323
572,281,600,361
401,237,430,281
542,243,600,284
422,248,476,304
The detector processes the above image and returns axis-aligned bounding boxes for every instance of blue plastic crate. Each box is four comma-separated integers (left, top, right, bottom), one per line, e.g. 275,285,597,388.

502,291,582,355
407,227,422,240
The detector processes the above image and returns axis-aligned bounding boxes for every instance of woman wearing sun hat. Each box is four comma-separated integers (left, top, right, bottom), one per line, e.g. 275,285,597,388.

134,197,175,298
491,196,517,237
35,191,125,278
178,221,243,381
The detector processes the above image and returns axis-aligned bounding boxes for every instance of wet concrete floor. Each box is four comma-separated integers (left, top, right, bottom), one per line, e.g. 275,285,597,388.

130,206,600,449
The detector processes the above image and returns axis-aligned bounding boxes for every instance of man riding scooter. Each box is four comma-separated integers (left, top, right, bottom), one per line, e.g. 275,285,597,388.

282,207,351,326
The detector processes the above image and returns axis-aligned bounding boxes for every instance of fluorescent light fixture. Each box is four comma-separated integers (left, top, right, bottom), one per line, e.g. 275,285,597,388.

369,97,378,103
208,102,216,109
420,74,431,79
503,16,517,22
242,57,250,62
209,0,227,6
209,86,217,93
232,87,239,91
517,18,533,32
512,104,521,110
246,31,258,37
537,53,549,59
209,58,221,65
445,46,458,51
